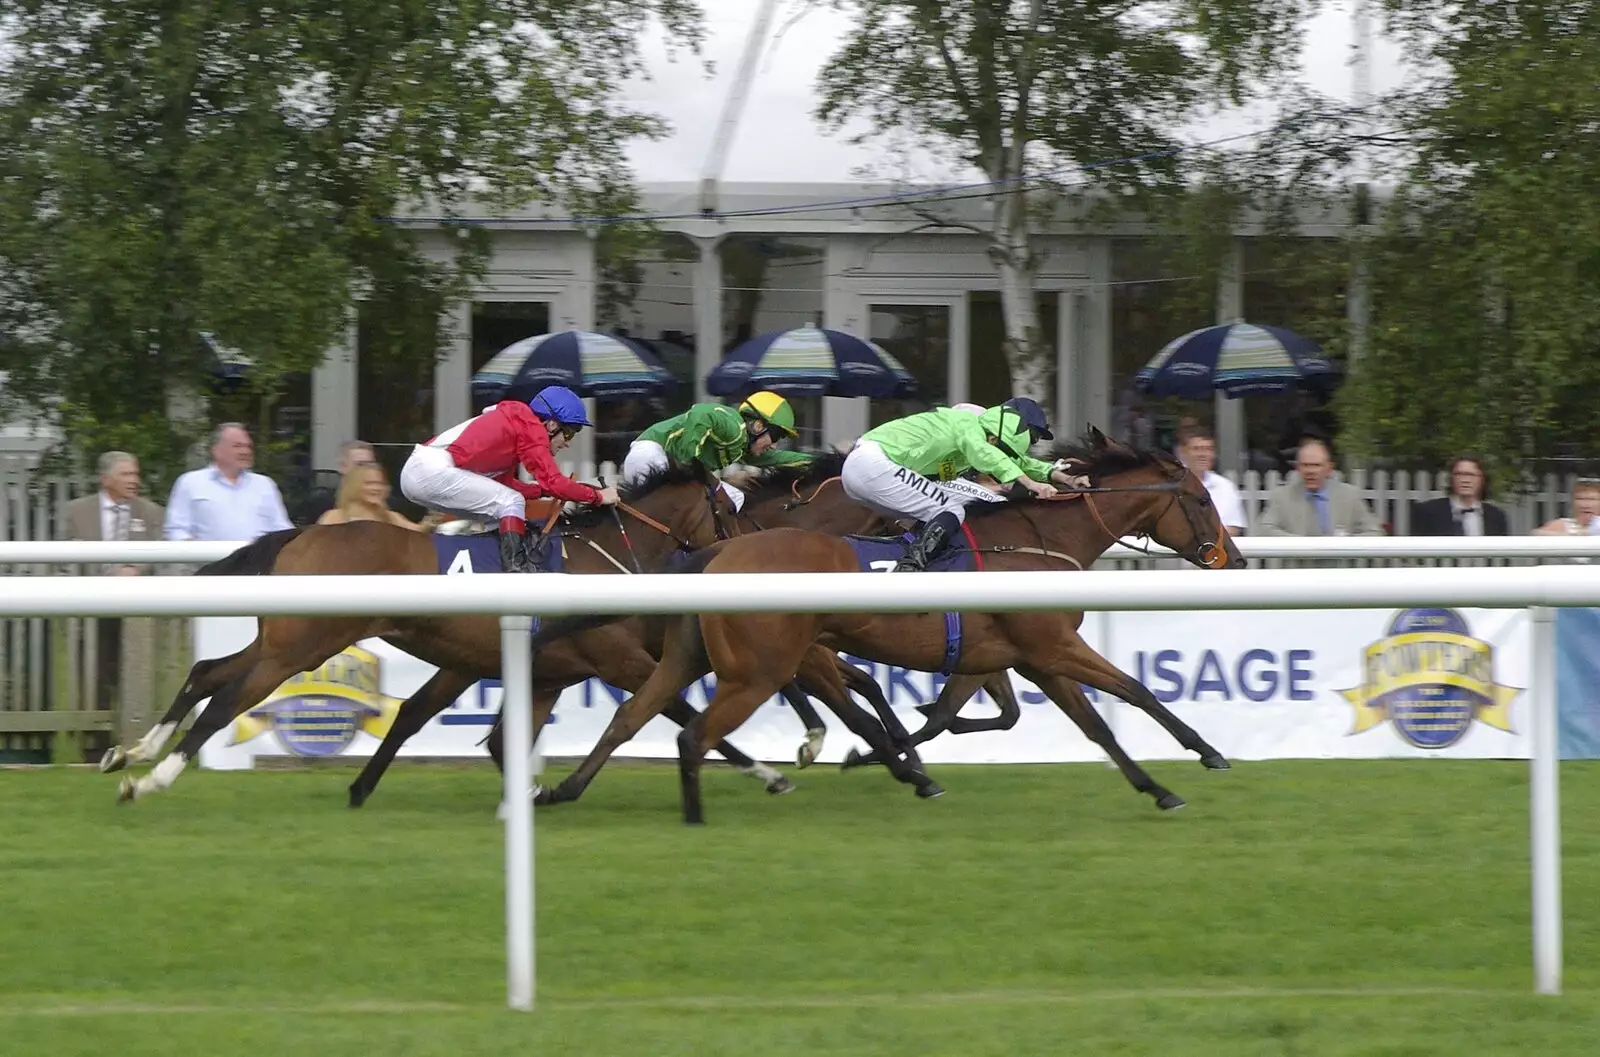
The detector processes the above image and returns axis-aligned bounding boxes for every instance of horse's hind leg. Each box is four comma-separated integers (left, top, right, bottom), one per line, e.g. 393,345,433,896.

348,668,477,808
829,657,921,764
101,642,261,773
117,621,368,804
1021,667,1185,812
842,671,990,770
795,648,942,800
946,672,1022,735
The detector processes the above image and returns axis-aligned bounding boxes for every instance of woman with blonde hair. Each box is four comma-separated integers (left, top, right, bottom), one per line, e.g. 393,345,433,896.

317,461,428,531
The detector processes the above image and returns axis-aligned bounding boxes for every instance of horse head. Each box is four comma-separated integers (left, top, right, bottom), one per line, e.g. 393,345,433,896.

615,464,741,556
1051,426,1244,569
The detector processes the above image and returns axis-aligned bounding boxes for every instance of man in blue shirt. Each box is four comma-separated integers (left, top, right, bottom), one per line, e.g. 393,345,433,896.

163,422,293,542
1258,437,1384,537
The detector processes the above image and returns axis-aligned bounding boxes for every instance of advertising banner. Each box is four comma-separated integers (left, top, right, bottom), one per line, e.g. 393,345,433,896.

194,603,1535,770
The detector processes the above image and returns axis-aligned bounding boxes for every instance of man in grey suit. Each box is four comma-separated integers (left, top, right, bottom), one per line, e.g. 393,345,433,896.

61,451,166,702
1258,438,1385,537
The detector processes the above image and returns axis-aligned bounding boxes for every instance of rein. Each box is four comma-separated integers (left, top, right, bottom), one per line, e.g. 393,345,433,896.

784,475,841,511
1005,472,1228,567
614,500,697,551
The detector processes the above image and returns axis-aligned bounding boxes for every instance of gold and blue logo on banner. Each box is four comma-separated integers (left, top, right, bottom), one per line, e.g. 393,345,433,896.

1338,608,1522,749
227,646,403,757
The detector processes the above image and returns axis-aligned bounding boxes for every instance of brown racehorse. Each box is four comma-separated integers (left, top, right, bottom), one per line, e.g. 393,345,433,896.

500,455,1030,807
103,467,930,807
723,456,1025,766
574,428,1245,824
482,454,1017,778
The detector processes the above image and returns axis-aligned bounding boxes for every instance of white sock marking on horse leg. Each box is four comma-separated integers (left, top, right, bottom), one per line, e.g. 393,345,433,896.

740,762,783,785
128,722,176,763
134,752,188,798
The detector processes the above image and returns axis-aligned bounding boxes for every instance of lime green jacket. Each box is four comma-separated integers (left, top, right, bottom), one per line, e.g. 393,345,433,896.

636,404,813,474
858,408,1056,484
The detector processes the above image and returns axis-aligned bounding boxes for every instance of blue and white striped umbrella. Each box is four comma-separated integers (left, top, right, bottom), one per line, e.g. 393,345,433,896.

1134,322,1342,399
471,330,676,402
706,323,918,399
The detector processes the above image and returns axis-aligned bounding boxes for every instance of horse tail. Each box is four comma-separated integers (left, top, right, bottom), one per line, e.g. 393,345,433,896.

527,543,727,649
194,527,306,577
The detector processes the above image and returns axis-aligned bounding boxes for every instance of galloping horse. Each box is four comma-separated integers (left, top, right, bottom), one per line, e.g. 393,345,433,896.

724,456,1026,765
102,468,928,807
555,428,1244,824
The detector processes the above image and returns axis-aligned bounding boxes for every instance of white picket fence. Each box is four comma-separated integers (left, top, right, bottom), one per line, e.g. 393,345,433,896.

0,451,1593,743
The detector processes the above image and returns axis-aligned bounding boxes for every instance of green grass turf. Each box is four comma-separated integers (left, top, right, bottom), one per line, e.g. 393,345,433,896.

0,758,1595,1055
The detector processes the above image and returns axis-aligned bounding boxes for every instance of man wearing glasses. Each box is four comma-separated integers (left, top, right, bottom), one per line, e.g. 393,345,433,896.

1411,456,1508,536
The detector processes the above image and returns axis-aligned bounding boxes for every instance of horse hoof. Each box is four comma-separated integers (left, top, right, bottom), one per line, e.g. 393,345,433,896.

840,748,865,771
348,786,368,809
1156,793,1187,811
116,777,137,805
100,746,128,774
796,743,816,770
1200,753,1231,770
915,782,945,799
766,776,796,796
532,785,557,807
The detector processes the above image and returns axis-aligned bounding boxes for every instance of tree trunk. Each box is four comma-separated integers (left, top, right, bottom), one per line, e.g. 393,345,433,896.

990,190,1051,408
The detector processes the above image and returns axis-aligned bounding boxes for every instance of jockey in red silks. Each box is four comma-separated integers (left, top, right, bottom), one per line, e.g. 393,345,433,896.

399,384,619,572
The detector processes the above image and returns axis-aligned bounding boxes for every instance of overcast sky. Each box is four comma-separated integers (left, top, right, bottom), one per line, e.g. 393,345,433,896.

619,0,1420,186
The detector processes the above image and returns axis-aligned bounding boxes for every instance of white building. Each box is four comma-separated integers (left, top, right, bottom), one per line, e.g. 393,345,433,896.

315,179,1353,478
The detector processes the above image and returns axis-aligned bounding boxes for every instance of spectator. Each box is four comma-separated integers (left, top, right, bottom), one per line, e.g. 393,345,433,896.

163,422,292,542
1258,438,1384,537
1534,478,1600,537
1175,425,1247,535
294,439,380,525
62,451,167,569
317,462,428,532
1411,456,1508,536
60,451,166,706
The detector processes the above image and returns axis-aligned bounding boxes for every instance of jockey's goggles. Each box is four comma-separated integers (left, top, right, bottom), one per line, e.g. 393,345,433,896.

555,423,581,441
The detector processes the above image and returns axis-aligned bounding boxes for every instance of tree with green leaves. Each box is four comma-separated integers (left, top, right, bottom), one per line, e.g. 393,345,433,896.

1337,0,1600,477
812,0,1313,411
0,0,701,491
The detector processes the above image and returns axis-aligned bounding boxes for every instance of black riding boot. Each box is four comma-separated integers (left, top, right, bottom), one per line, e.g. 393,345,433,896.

498,521,533,574
894,511,961,573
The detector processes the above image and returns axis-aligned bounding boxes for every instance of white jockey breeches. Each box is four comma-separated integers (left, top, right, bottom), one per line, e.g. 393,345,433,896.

400,444,527,523
840,440,1003,525
622,439,746,512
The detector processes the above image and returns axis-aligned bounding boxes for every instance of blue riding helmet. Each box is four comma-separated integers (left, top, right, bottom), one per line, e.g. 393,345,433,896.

1002,397,1054,441
528,385,592,428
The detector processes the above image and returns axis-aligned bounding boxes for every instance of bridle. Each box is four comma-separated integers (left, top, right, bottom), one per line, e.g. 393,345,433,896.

1050,463,1230,568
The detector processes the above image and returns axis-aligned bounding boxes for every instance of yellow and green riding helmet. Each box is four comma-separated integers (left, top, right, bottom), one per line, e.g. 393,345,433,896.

738,390,798,439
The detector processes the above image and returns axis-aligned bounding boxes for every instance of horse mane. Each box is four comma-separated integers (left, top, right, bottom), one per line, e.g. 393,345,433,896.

619,461,712,502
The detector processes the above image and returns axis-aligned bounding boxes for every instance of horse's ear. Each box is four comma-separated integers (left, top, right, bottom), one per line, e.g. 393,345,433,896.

1088,425,1110,448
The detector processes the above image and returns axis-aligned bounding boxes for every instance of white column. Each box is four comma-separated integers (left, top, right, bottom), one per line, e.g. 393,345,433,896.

821,236,867,448
1055,289,1081,440
312,307,359,470
566,231,598,469
693,235,723,403
1213,240,1246,475
1081,238,1113,432
947,294,971,407
434,300,472,436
